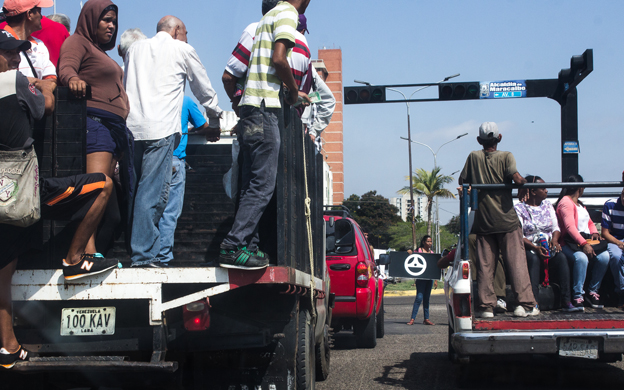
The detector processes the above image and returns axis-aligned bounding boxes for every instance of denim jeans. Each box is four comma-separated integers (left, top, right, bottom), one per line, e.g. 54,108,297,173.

221,103,280,251
608,241,624,295
562,244,610,299
130,134,175,265
156,156,186,263
411,279,433,320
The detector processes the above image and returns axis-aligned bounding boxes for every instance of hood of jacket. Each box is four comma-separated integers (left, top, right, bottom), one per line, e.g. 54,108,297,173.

74,0,118,52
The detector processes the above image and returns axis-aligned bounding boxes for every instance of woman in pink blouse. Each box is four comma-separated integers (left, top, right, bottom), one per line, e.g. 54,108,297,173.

556,174,609,309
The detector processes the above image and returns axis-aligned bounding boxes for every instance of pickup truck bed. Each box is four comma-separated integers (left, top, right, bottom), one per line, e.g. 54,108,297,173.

474,309,624,330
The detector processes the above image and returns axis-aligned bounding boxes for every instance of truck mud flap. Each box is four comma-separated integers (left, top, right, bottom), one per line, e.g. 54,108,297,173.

11,356,177,373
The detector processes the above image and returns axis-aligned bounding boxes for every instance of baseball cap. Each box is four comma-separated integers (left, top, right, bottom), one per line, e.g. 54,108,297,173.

297,14,308,34
2,0,54,17
478,122,499,140
0,29,31,51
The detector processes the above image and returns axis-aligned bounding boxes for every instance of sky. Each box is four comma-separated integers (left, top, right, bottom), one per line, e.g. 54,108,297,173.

46,0,624,224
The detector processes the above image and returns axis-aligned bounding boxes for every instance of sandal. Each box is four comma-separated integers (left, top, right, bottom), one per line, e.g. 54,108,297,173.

406,319,415,325
423,319,435,326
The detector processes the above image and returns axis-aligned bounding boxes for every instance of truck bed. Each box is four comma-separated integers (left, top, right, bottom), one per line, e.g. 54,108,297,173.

474,307,624,330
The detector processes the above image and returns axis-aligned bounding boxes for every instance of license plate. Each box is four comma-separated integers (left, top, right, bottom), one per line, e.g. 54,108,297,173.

559,337,598,359
61,307,115,336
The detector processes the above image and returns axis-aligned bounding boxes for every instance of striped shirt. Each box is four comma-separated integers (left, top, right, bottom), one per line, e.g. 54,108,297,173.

602,197,624,240
240,1,299,108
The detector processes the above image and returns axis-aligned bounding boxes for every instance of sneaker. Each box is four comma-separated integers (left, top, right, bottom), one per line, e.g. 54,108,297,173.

495,298,507,313
585,291,604,309
63,254,120,281
0,346,35,369
572,296,585,310
562,302,584,312
513,305,539,317
219,246,269,270
475,309,494,318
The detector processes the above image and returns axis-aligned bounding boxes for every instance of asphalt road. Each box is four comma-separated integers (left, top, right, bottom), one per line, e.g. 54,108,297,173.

317,295,624,390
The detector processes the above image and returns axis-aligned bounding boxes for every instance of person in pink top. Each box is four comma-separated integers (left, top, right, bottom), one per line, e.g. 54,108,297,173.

31,15,68,66
555,174,610,309
407,235,437,326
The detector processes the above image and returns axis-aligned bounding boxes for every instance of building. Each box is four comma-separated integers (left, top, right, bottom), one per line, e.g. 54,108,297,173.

390,192,429,222
316,49,343,205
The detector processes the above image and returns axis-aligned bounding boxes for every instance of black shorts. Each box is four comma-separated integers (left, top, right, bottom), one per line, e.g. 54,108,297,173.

0,173,106,269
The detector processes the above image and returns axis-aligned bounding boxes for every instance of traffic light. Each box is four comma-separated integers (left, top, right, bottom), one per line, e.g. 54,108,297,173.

344,86,386,104
558,49,593,85
438,82,480,100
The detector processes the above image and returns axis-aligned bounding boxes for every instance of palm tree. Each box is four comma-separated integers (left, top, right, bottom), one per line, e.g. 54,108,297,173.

398,167,456,236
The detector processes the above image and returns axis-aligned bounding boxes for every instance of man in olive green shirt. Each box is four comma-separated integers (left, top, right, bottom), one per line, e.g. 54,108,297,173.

459,122,537,318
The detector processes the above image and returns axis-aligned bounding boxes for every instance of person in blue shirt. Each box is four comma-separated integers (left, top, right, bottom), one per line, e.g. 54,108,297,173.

155,96,211,265
602,188,624,307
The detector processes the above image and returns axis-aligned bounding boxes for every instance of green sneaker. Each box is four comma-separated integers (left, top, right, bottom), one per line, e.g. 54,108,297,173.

219,247,269,270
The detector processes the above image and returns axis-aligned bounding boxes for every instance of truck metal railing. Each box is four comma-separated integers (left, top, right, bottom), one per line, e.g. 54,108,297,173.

460,181,624,260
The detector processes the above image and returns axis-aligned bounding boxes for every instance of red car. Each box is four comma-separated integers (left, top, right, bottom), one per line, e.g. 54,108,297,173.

324,207,386,348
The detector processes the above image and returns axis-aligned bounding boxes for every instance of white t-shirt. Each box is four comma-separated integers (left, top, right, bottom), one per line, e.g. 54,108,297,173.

577,204,591,235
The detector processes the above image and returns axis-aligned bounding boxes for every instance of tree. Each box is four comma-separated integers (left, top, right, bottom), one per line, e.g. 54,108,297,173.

446,215,461,236
342,191,401,248
398,167,456,236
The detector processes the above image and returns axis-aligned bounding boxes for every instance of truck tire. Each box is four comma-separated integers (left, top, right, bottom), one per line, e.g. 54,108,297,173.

296,306,316,390
315,323,331,381
355,309,377,348
376,298,385,338
448,324,457,362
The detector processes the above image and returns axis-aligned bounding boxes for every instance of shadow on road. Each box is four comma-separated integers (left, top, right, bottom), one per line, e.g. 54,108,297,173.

373,352,624,390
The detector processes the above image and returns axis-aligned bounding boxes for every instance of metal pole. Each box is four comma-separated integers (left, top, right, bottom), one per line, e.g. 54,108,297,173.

407,107,416,250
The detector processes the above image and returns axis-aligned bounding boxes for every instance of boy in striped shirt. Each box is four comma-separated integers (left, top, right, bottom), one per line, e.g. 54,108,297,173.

219,0,312,270
602,188,624,306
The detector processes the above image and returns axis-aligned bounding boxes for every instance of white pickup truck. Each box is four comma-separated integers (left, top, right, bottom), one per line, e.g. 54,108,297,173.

445,182,624,364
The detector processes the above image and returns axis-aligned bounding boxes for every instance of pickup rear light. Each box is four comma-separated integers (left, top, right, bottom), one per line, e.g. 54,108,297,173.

356,262,369,288
452,293,472,317
183,300,210,331
462,262,470,279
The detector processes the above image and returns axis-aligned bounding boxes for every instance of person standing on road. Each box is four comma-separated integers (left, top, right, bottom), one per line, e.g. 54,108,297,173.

124,15,223,267
459,122,538,318
407,235,436,326
218,0,312,270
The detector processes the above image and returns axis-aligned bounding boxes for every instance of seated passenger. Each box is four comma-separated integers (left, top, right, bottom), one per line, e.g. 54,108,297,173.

0,33,117,369
556,174,609,309
515,175,579,312
601,188,624,308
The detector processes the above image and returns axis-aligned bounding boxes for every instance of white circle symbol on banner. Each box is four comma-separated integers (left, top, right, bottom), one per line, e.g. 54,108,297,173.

404,254,427,277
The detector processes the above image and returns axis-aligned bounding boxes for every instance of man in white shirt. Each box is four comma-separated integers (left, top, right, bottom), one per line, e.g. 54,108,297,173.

124,15,222,267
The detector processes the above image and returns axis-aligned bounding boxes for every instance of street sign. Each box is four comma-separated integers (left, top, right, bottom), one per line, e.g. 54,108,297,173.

479,80,527,99
563,141,579,154
387,252,442,280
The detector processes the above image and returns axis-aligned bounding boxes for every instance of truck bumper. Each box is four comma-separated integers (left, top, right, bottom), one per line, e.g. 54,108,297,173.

452,330,624,356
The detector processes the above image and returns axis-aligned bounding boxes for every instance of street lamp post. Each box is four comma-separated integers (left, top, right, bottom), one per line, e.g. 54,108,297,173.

355,74,459,250
400,133,468,252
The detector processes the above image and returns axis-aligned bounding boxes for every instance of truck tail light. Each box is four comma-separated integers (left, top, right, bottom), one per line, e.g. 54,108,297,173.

356,262,369,288
462,262,470,279
452,293,472,318
183,300,210,331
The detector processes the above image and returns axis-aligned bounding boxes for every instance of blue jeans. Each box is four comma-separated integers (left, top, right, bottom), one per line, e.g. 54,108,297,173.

221,103,280,251
562,244,610,299
607,241,624,295
156,156,186,263
130,134,175,265
411,279,433,320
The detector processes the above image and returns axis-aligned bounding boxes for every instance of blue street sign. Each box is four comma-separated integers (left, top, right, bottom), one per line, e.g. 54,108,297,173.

480,80,527,99
563,141,579,154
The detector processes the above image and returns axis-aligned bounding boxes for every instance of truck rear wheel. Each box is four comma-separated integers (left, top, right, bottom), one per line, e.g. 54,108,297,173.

448,324,457,362
376,298,385,338
355,309,377,348
296,305,316,390
315,323,331,381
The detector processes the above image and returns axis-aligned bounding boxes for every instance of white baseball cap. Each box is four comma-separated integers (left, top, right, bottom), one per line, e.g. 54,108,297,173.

478,122,499,140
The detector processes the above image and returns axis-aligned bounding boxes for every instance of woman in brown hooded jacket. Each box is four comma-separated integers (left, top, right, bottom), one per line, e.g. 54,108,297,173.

58,0,132,254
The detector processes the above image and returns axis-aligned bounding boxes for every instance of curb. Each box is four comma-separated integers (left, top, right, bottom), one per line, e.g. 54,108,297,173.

384,289,445,297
